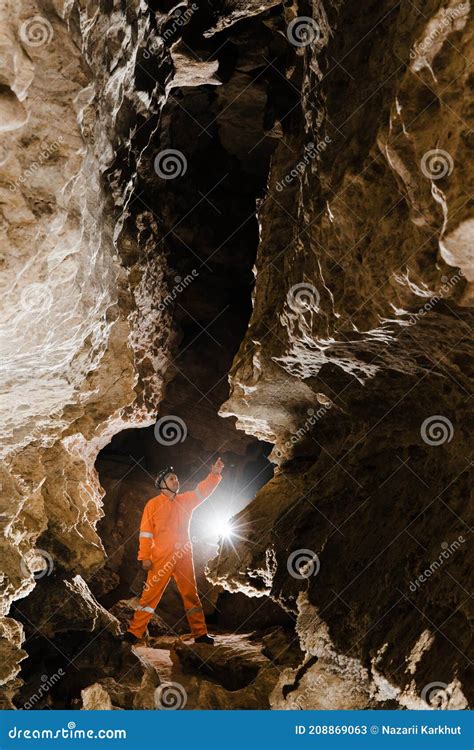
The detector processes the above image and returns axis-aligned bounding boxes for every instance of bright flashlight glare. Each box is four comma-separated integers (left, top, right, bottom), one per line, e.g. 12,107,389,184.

212,518,234,540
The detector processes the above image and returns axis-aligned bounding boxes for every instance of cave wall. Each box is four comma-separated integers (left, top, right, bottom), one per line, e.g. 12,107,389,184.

0,0,285,705
209,0,473,710
0,0,172,703
0,0,472,711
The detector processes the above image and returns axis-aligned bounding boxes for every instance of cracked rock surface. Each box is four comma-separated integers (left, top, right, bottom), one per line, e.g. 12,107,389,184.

1,0,472,711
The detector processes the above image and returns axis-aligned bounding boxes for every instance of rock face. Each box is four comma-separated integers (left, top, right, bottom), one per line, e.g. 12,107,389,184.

0,0,170,702
209,0,473,710
1,0,472,711
131,632,292,709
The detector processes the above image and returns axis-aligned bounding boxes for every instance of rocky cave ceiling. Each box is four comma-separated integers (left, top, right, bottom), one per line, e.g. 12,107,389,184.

0,0,472,711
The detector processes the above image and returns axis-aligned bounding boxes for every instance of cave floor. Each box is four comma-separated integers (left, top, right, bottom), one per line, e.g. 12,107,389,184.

129,631,282,709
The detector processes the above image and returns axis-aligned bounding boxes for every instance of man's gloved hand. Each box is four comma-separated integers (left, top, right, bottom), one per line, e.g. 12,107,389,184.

211,456,224,475
142,559,152,571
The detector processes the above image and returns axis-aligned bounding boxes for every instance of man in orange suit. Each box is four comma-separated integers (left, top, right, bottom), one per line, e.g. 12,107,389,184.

124,457,224,645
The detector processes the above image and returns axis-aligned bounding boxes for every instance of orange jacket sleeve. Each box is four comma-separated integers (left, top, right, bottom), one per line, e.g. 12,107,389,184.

137,499,154,560
183,472,222,511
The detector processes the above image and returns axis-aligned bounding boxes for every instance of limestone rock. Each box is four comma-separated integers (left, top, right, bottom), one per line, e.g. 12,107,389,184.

1,0,471,713
81,682,113,710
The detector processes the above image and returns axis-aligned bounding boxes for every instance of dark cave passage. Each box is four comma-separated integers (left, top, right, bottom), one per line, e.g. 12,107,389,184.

10,4,302,709
91,0,302,645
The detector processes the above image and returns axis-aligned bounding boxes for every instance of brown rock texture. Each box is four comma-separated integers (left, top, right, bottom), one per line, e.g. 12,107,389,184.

209,0,473,710
0,0,171,700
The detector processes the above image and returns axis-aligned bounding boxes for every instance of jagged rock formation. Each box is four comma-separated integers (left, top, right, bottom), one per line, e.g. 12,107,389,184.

209,0,473,710
0,0,172,706
1,0,472,711
117,630,301,710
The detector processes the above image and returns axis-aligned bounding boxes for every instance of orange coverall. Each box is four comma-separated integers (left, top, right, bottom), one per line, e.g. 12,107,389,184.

127,472,221,639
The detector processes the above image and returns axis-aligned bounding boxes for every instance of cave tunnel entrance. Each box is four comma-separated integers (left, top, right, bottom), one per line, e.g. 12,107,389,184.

93,429,283,630
90,0,300,651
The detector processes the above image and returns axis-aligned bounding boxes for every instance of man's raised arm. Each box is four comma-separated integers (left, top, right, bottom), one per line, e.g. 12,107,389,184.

186,457,224,510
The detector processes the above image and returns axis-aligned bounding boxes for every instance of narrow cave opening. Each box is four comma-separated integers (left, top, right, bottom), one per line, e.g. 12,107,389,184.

91,2,299,661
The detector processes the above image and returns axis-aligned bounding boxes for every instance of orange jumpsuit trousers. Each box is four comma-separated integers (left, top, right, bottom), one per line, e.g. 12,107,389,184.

127,471,221,639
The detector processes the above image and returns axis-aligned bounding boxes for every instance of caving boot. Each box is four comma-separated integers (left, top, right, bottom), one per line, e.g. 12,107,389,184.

194,633,215,645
